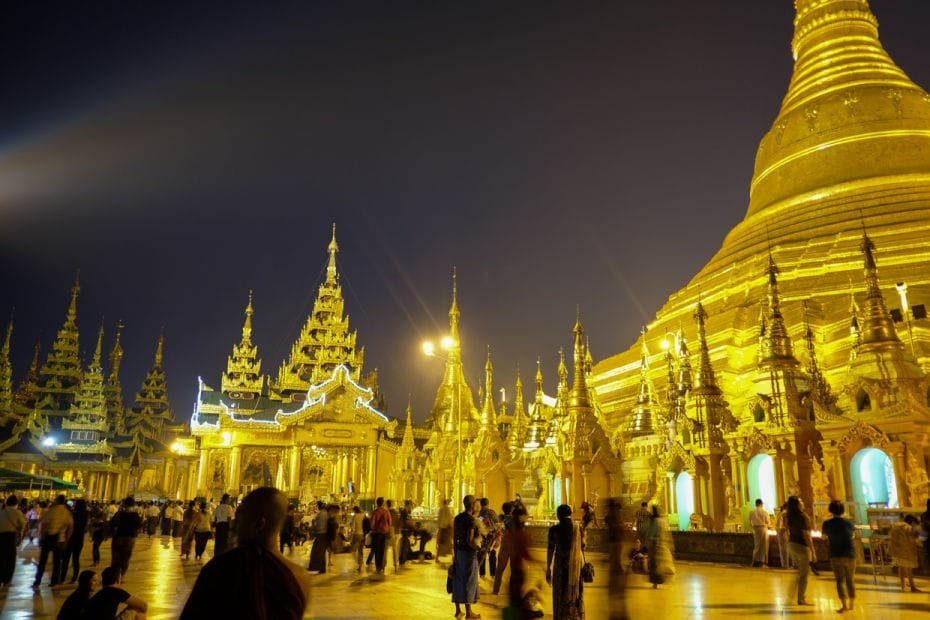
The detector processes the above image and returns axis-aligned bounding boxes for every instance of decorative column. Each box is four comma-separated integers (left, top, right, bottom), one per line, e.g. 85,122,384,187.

228,446,241,494
289,446,300,495
197,448,209,495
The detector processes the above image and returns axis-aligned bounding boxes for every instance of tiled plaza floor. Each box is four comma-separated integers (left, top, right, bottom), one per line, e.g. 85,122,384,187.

1,534,928,619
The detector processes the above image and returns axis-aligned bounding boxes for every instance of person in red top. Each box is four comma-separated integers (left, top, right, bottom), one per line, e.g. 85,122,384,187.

370,497,392,574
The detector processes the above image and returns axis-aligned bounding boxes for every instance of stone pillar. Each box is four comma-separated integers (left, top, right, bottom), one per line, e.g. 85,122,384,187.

773,452,786,504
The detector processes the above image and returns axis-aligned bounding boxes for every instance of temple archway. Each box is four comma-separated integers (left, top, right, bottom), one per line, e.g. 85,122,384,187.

675,471,694,531
850,447,898,523
747,453,777,512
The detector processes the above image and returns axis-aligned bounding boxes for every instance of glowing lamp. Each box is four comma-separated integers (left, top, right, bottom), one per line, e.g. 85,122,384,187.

422,341,436,357
42,437,56,447
170,441,184,453
660,339,670,350
440,336,455,350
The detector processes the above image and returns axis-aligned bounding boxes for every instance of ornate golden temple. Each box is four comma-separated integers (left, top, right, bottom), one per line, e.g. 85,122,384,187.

592,0,930,528
1,1,928,526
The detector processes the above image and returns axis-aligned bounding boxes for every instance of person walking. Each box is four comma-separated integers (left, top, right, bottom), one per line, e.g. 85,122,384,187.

478,498,499,579
180,501,196,559
646,504,675,589
0,495,26,587
145,502,160,537
387,499,401,570
280,505,297,555
436,497,454,563
785,495,816,606
212,494,233,556
821,500,856,613
889,513,922,593
160,502,172,536
507,506,533,619
350,505,365,571
172,501,185,538
110,497,142,578
193,502,212,560
492,502,514,596
370,497,392,574
749,499,770,567
307,501,329,573
546,504,585,619
90,504,106,567
452,494,481,620
33,494,73,589
61,499,89,583
604,498,630,620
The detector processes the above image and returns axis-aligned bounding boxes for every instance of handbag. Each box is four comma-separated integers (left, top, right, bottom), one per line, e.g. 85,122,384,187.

364,532,372,548
581,561,595,583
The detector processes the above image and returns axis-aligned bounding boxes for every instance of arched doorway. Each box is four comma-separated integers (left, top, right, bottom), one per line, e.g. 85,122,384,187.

850,447,898,523
747,453,777,512
675,471,694,531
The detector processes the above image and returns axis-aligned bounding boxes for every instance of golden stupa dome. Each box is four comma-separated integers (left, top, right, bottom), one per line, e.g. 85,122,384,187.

748,0,930,222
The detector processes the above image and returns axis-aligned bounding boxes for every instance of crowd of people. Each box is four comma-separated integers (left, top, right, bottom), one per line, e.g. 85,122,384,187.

2,488,929,619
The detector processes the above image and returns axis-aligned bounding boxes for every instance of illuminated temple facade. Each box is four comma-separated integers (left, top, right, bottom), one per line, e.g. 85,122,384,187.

0,278,197,500
591,0,930,528
190,226,399,503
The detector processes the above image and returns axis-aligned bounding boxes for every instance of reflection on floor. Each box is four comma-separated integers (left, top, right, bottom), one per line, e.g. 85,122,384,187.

0,534,928,619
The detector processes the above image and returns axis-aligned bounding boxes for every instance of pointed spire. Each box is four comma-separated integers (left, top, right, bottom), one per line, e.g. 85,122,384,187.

66,271,80,327
92,321,104,369
242,290,254,344
858,228,900,346
758,253,795,362
636,327,655,406
449,267,460,346
154,330,164,368
557,347,568,394
481,346,496,431
326,223,339,284
509,367,526,454
693,301,718,391
569,312,591,410
108,321,124,385
676,325,692,393
401,399,416,451
849,289,861,360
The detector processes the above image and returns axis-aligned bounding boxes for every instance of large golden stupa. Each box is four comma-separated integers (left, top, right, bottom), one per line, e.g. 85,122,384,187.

593,0,930,528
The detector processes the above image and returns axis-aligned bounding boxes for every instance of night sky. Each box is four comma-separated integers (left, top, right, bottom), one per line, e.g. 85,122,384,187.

3,1,929,424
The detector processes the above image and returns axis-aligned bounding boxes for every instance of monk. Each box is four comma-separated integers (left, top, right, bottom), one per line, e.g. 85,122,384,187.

179,487,312,620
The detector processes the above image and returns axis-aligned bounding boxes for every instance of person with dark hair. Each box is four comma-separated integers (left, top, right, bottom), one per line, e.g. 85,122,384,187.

57,569,99,620
478,497,499,579
33,494,73,589
508,506,535,618
0,495,26,587
280,504,297,555
452,494,481,619
546,504,585,619
492,501,514,595
61,499,88,583
213,493,233,556
349,505,365,570
307,501,329,573
110,497,142,578
821,500,856,613
889,513,922,593
370,497,392,574
786,496,815,606
90,503,107,567
749,498,770,567
180,487,311,620
180,501,196,559
83,565,147,619
325,504,341,566
634,502,651,549
193,502,212,560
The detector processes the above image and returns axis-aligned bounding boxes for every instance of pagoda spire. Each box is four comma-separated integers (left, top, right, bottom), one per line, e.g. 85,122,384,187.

626,327,659,437
858,229,900,347
401,400,416,452
758,253,796,363
126,332,173,439
534,357,544,404
66,321,108,432
569,312,590,409
676,326,693,393
449,268,461,349
693,301,718,391
105,321,125,434
326,223,339,284
480,347,496,431
804,312,838,409
0,316,12,421
556,346,568,400
92,322,104,369
509,367,526,454
66,272,80,329
36,274,83,417
222,292,263,399
849,290,861,361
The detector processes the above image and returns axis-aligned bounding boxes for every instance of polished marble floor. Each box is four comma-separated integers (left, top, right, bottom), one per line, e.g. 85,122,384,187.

1,534,928,619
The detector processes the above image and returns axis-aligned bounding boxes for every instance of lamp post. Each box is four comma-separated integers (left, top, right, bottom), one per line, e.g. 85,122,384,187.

423,337,464,508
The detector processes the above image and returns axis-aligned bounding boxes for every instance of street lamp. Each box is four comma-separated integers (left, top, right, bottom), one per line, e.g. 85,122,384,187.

422,336,464,508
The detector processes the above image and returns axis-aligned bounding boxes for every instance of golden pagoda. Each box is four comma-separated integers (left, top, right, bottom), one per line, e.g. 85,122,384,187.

593,0,930,528
192,226,396,503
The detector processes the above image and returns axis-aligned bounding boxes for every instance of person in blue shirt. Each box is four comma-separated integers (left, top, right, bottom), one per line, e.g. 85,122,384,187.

821,500,856,614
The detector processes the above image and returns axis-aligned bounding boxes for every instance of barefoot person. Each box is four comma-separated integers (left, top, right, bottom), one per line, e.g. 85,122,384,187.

180,487,312,620
452,494,482,619
821,500,856,613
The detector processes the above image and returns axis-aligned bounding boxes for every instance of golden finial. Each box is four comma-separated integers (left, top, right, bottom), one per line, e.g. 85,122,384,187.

154,329,165,367
326,223,339,284
92,320,105,368
67,271,80,325
242,290,254,342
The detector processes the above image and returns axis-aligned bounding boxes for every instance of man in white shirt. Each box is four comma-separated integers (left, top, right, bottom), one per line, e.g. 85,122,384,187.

749,498,770,567
145,502,161,537
213,494,234,556
172,502,185,538
0,495,27,587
